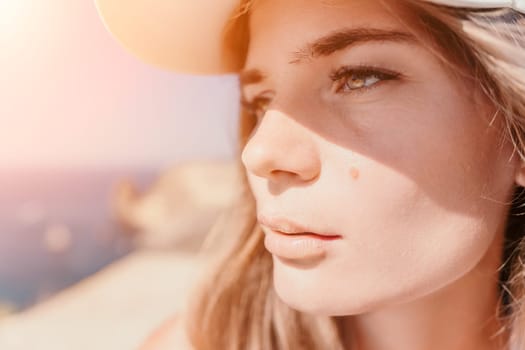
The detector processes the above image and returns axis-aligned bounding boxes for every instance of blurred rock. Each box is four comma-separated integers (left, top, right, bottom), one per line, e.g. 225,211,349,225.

0,251,204,350
0,302,16,320
112,160,239,251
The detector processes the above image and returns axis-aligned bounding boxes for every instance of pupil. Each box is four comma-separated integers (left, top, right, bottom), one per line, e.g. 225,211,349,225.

350,77,365,88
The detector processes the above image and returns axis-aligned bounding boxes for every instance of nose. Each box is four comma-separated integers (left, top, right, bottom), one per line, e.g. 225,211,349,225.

241,110,321,183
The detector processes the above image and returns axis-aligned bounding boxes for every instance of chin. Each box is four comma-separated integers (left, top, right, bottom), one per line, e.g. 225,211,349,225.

272,277,387,317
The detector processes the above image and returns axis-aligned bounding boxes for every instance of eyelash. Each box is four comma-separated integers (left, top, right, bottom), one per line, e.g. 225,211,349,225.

330,65,402,94
241,65,402,119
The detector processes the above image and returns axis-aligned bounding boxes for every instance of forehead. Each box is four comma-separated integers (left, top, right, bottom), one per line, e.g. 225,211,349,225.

249,0,405,23
247,0,410,48
244,0,418,70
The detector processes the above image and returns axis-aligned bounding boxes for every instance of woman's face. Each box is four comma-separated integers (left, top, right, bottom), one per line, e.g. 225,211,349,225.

241,0,521,315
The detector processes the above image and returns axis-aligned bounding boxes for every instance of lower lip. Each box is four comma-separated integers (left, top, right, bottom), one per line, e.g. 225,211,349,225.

263,229,341,260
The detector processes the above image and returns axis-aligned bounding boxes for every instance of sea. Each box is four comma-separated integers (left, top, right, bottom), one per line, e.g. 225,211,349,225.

0,167,159,311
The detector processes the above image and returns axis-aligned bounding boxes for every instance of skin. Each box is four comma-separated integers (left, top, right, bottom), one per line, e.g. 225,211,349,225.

240,0,525,349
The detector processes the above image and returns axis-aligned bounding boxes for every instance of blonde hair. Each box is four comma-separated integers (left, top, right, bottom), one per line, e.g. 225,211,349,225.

185,1,525,349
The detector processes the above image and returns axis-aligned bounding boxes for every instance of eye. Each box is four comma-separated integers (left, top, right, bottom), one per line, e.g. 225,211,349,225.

241,94,273,120
331,65,402,94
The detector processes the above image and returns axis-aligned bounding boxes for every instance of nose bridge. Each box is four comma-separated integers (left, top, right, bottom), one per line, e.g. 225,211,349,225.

241,109,321,182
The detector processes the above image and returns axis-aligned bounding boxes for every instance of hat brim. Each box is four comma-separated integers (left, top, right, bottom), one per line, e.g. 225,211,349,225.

94,0,242,74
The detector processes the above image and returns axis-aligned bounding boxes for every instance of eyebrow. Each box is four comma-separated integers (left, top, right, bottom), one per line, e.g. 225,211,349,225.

239,27,417,88
292,27,417,63
240,68,265,87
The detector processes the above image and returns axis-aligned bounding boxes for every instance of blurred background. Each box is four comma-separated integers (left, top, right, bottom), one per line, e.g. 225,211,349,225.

0,0,240,348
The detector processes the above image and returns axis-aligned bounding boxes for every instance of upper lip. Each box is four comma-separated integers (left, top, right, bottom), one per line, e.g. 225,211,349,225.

257,214,341,237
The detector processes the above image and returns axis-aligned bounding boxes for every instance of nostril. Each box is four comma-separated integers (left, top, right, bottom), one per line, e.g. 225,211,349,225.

269,169,297,180
269,167,319,183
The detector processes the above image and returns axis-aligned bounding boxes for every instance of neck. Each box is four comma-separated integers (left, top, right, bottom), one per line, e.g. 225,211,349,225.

339,230,509,350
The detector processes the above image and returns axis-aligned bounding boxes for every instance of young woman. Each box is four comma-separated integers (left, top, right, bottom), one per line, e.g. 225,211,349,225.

96,0,525,349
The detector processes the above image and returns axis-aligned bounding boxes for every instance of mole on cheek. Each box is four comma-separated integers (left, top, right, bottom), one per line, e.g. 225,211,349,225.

350,166,360,180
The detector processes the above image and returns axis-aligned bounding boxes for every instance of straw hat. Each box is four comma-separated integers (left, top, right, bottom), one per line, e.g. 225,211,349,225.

94,0,525,74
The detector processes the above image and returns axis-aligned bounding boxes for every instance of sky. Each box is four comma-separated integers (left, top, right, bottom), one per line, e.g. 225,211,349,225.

0,0,239,169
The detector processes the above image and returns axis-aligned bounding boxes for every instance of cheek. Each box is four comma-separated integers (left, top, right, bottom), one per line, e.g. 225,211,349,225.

341,69,515,229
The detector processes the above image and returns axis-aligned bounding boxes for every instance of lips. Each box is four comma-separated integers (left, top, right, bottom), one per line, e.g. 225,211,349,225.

257,214,342,260
257,214,341,238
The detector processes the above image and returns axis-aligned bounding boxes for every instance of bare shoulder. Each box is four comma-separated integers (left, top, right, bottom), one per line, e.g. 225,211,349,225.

139,315,194,350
